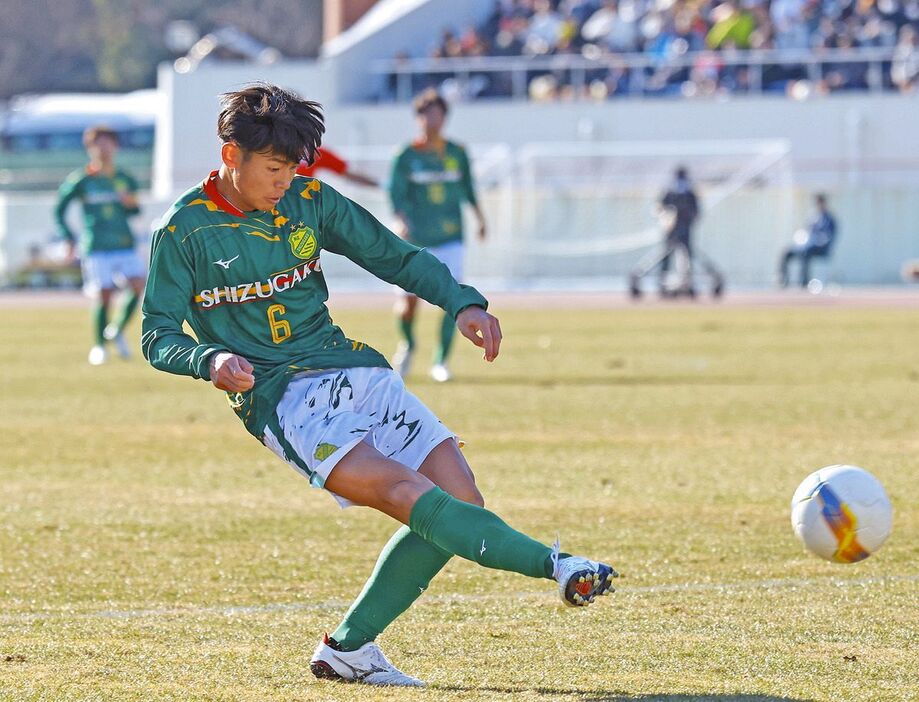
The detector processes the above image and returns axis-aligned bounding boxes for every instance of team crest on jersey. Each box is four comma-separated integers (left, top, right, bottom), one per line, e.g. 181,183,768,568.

288,223,318,259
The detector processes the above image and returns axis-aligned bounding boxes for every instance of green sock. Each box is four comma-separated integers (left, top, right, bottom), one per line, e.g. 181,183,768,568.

92,303,108,346
113,289,140,333
409,487,554,580
398,317,415,349
434,312,455,365
331,526,450,651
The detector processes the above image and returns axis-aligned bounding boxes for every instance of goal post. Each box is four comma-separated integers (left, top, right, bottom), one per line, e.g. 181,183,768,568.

500,139,795,289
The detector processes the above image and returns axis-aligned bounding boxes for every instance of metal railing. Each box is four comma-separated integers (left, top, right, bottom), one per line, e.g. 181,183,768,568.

370,47,907,101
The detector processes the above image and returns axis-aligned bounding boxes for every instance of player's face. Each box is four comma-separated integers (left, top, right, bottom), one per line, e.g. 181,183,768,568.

417,104,446,138
88,135,118,163
228,146,299,211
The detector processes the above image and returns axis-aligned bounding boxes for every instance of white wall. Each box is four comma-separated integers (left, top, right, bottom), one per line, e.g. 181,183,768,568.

327,93,919,187
155,61,919,194
0,192,169,285
321,0,496,101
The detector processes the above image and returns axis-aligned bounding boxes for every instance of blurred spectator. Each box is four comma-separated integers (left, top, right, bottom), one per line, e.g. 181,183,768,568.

387,0,919,100
821,33,870,91
777,192,838,288
891,24,919,91
583,0,642,52
525,0,565,54
706,1,757,50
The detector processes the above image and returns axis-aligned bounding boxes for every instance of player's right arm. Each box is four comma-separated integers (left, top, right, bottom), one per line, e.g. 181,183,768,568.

54,172,82,260
141,225,231,383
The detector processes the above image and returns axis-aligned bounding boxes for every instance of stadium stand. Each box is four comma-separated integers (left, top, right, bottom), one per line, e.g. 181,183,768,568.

380,0,919,100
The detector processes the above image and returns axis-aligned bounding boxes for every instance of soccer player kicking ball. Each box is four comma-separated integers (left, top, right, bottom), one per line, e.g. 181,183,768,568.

142,83,617,688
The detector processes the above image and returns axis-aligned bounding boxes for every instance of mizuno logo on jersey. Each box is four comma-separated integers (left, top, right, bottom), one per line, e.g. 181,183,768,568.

213,255,240,269
194,258,321,309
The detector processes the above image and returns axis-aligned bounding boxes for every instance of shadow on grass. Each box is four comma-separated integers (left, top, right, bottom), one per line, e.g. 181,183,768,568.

418,375,752,388
433,688,812,702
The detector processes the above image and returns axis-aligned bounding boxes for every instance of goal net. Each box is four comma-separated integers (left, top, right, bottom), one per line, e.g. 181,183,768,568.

497,139,795,289
320,140,794,291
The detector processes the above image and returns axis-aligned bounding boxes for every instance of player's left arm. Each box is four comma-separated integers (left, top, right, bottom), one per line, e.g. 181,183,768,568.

116,172,141,215
459,147,486,240
321,184,500,360
456,305,501,362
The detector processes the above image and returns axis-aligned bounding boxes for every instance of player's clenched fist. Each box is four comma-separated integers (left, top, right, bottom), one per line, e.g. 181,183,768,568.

209,351,255,392
456,306,502,362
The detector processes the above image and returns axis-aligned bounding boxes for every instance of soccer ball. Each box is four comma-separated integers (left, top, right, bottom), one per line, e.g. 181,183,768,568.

790,465,893,563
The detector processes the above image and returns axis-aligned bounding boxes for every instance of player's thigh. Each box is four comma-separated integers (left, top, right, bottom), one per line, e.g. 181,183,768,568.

111,250,146,291
263,368,452,511
81,253,116,298
127,276,146,295
324,439,434,523
418,438,483,507
395,292,418,317
428,241,464,281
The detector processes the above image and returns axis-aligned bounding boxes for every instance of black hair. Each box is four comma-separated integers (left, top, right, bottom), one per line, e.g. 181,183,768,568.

675,165,689,180
413,88,449,115
217,83,324,164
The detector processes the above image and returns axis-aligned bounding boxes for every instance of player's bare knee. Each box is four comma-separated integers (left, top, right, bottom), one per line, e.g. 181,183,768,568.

452,481,484,507
384,474,430,513
395,295,417,320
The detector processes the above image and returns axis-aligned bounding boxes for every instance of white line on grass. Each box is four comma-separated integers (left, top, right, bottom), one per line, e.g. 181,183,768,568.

3,574,917,624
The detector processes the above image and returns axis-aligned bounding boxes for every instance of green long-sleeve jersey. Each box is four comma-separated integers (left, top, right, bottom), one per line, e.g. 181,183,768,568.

55,167,140,253
389,140,477,248
142,171,488,438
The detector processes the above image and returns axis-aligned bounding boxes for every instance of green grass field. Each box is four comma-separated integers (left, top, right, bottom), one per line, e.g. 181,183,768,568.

1,297,917,702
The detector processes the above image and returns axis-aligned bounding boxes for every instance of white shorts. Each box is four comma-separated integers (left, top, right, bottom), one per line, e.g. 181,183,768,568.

81,249,146,294
427,240,464,281
395,240,465,299
262,367,454,508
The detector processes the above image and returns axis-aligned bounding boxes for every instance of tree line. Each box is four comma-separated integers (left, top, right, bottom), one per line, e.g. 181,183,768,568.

0,0,322,99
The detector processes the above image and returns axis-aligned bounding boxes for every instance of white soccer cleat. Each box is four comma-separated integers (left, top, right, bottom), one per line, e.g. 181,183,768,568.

309,634,425,687
429,363,452,383
88,345,108,366
104,325,131,359
550,540,618,607
392,342,414,377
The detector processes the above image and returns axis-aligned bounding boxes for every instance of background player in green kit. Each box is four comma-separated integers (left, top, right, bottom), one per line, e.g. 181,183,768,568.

389,89,487,383
55,125,145,365
142,83,616,688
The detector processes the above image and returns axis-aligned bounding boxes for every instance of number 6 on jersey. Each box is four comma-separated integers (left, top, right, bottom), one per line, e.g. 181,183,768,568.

267,303,291,344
